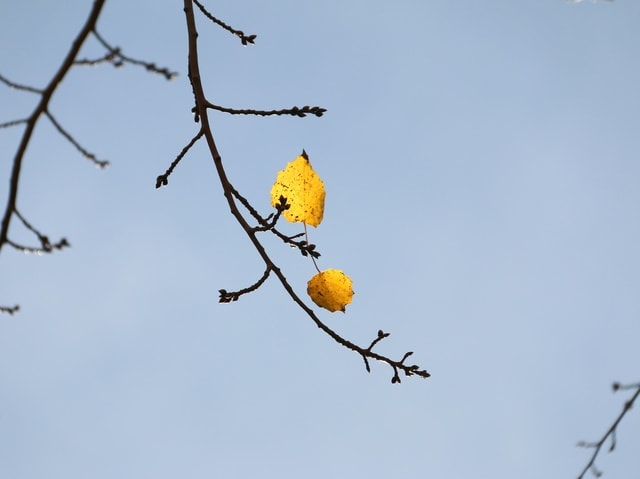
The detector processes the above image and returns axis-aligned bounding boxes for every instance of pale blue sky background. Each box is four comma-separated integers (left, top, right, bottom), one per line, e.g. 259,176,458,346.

1,1,639,478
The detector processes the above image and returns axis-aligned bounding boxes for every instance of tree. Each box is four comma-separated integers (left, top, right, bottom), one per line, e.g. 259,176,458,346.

1,0,429,383
1,2,637,478
576,382,640,478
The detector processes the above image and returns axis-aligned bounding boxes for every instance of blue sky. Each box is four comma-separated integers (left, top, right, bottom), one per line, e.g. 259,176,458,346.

1,1,639,478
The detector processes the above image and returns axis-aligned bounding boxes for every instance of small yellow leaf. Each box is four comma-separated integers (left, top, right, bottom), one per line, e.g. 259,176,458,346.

307,269,354,313
270,151,325,227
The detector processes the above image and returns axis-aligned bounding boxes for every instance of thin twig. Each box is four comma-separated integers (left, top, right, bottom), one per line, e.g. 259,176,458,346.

192,0,256,46
44,110,109,168
0,118,29,129
91,30,178,80
219,267,271,303
0,73,43,94
156,130,204,188
228,188,320,258
12,209,70,253
228,185,270,226
576,381,640,479
7,237,69,254
0,305,20,315
74,50,121,67
15,208,44,237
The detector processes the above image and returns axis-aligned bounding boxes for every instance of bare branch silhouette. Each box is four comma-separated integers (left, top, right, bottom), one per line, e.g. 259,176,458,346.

205,102,326,118
156,130,204,188
0,0,107,314
44,110,109,168
0,73,43,94
0,305,20,315
1,0,174,313
176,0,430,383
2,0,430,382
193,0,257,46
219,267,272,303
9,209,71,254
84,30,178,80
576,381,640,479
0,118,29,129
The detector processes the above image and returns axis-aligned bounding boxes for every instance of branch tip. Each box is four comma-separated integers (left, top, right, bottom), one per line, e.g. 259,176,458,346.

576,381,640,479
193,0,257,46
0,304,20,315
90,30,177,80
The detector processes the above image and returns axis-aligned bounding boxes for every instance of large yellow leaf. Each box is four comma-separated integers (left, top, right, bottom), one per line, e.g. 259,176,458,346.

307,269,354,313
270,151,325,227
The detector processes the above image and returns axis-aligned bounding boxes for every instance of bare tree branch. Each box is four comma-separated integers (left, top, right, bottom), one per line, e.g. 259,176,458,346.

205,102,326,118
0,305,20,315
0,73,43,94
0,0,107,258
0,0,104,312
192,0,257,46
0,118,29,129
3,0,430,382
88,30,178,80
576,381,640,479
219,267,272,303
10,209,71,254
1,0,175,312
181,0,430,383
44,110,109,168
156,130,204,188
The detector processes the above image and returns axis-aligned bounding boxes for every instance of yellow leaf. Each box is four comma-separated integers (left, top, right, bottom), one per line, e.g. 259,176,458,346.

307,269,354,313
270,151,325,227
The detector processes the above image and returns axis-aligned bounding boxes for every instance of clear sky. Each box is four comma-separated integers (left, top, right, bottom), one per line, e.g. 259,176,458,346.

1,1,639,478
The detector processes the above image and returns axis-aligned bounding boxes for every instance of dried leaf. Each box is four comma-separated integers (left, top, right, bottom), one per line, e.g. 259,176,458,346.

307,269,354,313
270,152,325,227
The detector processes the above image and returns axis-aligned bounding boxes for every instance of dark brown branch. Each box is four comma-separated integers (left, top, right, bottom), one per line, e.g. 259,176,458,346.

219,267,271,303
90,30,178,80
206,102,326,118
227,184,273,226
14,209,40,236
0,304,20,315
362,330,390,372
74,50,122,67
576,381,640,479
156,130,204,188
0,0,107,258
227,185,277,228
1,1,183,313
0,118,29,129
183,0,429,383
229,189,320,258
0,73,43,94
270,228,321,257
192,0,256,46
12,209,70,254
7,237,70,255
0,2,107,315
367,329,391,351
245,194,285,232
44,110,109,168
